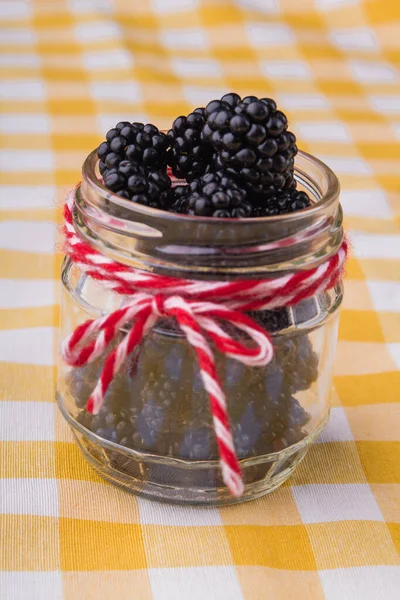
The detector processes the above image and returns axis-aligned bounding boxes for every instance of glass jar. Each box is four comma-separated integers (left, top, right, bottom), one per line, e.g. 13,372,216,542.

57,149,343,505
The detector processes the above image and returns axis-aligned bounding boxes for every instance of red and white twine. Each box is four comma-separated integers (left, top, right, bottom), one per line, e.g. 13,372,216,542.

62,187,347,496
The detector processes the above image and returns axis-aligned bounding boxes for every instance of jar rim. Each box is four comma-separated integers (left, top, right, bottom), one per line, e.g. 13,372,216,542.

77,148,342,277
82,148,340,225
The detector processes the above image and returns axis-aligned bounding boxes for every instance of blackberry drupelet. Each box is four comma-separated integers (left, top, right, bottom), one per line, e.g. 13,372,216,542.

103,160,171,209
166,108,215,181
97,122,169,177
201,93,298,195
252,188,311,216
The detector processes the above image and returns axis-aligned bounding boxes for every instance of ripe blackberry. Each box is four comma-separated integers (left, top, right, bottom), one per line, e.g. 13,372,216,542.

255,308,291,333
184,171,252,218
167,108,215,181
201,93,298,195
167,184,190,214
97,122,169,175
103,160,171,209
252,189,311,216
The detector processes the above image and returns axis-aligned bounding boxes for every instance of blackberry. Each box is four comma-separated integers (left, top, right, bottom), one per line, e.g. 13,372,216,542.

97,122,169,176
172,171,252,218
103,160,171,209
254,308,291,333
201,93,298,195
167,184,190,214
252,189,311,216
167,108,215,181
289,336,319,393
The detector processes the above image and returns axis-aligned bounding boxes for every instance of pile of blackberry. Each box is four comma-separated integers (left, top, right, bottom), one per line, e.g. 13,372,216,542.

96,93,312,218
71,326,318,464
170,171,252,218
252,189,311,217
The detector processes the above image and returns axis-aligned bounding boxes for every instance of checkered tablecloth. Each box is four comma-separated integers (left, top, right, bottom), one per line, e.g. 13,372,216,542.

0,0,399,598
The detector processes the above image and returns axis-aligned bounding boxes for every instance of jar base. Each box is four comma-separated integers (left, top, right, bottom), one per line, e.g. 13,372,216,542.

79,443,305,505
57,395,328,506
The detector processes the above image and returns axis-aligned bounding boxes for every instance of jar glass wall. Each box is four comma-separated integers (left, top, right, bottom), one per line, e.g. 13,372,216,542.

57,150,343,505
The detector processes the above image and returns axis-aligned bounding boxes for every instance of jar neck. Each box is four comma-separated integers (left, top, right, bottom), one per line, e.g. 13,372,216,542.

74,150,342,280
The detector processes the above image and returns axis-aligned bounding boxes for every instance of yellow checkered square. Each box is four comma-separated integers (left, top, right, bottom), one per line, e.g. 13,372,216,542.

60,519,148,570
225,524,317,569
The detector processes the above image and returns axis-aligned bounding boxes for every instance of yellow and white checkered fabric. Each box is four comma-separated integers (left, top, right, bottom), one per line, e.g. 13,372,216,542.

1,0,399,598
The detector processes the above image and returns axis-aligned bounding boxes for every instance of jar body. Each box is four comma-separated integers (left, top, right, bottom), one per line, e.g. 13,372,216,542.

57,149,344,505
58,259,342,505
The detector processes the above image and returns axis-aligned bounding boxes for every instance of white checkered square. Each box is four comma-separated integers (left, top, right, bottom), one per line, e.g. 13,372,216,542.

368,95,400,115
160,28,209,49
0,80,46,100
91,81,141,103
0,573,63,600
236,0,279,13
366,281,400,312
0,27,36,45
0,1,32,20
330,28,378,51
340,189,392,219
319,156,372,175
0,328,55,366
388,344,400,369
297,121,352,142
316,0,358,9
68,0,114,14
320,566,400,600
149,566,244,600
316,407,354,444
83,49,133,70
74,20,121,43
152,0,198,13
138,497,222,526
350,232,400,258
0,53,40,67
0,185,56,209
260,60,312,80
247,23,295,46
0,150,54,171
349,60,398,83
278,93,330,110
292,483,384,523
0,478,59,517
0,279,56,309
0,114,50,134
171,58,222,78
0,220,55,252
0,402,55,440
